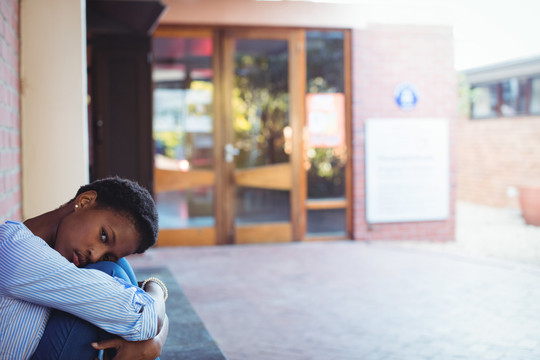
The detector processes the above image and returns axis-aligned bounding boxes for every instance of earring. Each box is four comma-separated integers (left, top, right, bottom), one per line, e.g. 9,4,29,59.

75,204,79,209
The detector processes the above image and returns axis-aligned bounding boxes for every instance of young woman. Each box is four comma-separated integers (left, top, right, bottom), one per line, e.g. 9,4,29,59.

0,177,169,360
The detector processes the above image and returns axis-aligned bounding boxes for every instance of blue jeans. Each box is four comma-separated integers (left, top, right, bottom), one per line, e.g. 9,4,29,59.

31,258,143,360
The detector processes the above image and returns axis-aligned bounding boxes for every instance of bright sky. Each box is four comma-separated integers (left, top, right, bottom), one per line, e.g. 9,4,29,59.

451,0,540,70
287,0,540,70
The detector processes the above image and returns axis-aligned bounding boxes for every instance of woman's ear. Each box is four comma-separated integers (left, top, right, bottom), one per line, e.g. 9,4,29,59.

75,190,98,209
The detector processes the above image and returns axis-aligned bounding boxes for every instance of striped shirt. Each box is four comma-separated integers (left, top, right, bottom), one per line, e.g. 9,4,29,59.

0,221,158,359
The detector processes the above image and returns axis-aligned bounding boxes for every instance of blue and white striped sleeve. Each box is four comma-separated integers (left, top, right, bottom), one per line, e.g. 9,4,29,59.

0,222,158,341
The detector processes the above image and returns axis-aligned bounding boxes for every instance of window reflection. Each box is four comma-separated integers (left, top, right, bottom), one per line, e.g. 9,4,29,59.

306,31,345,93
471,84,498,118
232,38,291,225
236,188,290,224
156,188,214,229
306,31,346,200
307,209,346,236
530,77,540,114
233,39,289,169
500,78,527,116
152,36,215,229
470,76,535,119
305,31,347,236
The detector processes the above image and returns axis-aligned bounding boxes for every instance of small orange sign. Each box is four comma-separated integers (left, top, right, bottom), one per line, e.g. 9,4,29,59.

306,93,345,148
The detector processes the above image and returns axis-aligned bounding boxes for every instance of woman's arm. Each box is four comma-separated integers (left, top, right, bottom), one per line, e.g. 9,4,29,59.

92,282,169,360
92,279,169,360
143,281,167,333
0,222,158,342
92,314,169,360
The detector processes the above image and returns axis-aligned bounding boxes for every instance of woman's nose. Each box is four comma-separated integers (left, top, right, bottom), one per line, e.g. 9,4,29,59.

88,245,106,263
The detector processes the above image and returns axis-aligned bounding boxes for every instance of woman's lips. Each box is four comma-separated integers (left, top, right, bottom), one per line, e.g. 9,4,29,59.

73,251,80,267
73,251,87,267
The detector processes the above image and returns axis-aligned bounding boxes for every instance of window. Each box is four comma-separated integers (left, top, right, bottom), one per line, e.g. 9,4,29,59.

530,77,540,114
470,75,540,119
500,78,527,116
471,84,497,118
304,30,348,237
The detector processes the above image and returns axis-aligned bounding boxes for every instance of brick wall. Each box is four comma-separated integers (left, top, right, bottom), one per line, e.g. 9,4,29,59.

351,24,457,241
457,115,540,208
0,0,20,222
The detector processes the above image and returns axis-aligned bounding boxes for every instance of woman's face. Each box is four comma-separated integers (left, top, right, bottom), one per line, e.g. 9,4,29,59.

54,191,141,267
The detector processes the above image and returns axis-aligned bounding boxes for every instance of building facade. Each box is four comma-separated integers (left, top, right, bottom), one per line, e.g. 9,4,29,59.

459,56,540,208
2,0,457,244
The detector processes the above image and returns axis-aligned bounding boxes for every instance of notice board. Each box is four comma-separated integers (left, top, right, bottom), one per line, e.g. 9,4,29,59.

365,118,449,223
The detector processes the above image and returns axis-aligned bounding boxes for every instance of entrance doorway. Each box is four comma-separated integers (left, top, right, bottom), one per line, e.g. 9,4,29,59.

152,27,351,245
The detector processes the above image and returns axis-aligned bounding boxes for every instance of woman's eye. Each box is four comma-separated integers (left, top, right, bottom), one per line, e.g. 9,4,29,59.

101,229,108,243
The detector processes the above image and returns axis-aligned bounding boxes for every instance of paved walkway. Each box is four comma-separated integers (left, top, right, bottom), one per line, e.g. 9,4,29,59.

129,201,540,359
397,201,540,267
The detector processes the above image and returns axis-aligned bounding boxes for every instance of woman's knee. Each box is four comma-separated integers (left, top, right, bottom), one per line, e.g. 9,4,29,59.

86,261,131,283
33,260,137,359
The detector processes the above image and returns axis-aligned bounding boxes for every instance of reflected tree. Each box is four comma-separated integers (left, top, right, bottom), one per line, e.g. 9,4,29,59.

305,32,346,199
233,49,289,168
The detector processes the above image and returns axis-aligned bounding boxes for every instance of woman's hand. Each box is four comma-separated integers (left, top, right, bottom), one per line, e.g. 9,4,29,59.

92,337,161,360
92,314,169,360
92,280,170,360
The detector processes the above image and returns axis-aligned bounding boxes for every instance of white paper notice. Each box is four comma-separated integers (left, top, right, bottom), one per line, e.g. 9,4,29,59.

365,118,450,223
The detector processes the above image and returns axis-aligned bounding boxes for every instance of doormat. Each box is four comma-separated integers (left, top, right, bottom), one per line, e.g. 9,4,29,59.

134,267,227,360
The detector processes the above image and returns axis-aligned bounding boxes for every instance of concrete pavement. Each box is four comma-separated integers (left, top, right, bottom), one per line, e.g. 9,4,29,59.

129,201,540,359
397,201,540,267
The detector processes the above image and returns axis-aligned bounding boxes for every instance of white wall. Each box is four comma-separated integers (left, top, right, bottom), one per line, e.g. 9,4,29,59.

20,0,88,218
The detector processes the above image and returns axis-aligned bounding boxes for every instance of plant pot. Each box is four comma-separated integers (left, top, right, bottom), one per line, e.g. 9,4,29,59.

519,186,540,226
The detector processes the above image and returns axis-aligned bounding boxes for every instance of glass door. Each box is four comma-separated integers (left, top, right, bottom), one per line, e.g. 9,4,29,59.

151,27,350,245
152,29,217,245
222,29,305,244
304,30,351,239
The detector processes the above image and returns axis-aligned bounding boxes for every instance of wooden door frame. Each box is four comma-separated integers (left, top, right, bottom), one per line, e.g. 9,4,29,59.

213,29,229,245
152,27,219,246
301,29,353,242
152,25,352,245
344,30,353,239
291,29,307,241
219,28,306,244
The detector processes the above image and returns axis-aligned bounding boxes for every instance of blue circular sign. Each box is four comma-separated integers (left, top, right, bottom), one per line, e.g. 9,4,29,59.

394,83,419,111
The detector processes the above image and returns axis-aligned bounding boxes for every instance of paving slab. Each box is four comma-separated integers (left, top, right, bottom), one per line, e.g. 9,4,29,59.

395,201,540,266
130,238,540,360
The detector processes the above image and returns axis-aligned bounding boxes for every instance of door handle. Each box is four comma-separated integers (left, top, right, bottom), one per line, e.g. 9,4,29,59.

225,143,240,163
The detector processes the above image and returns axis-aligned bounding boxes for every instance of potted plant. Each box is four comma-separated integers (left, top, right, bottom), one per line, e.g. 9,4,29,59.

519,186,540,226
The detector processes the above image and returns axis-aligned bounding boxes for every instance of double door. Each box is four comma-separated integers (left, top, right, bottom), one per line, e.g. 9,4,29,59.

152,27,350,245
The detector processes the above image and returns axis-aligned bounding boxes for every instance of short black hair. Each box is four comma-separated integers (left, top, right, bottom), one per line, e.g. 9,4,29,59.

74,177,159,254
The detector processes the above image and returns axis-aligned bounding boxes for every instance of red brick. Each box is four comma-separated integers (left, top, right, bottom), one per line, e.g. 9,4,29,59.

458,115,540,208
4,22,16,50
0,1,20,221
0,153,6,171
7,189,19,209
352,24,456,242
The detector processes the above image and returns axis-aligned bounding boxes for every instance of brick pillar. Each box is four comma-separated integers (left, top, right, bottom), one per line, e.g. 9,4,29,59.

0,0,20,222
351,24,457,242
